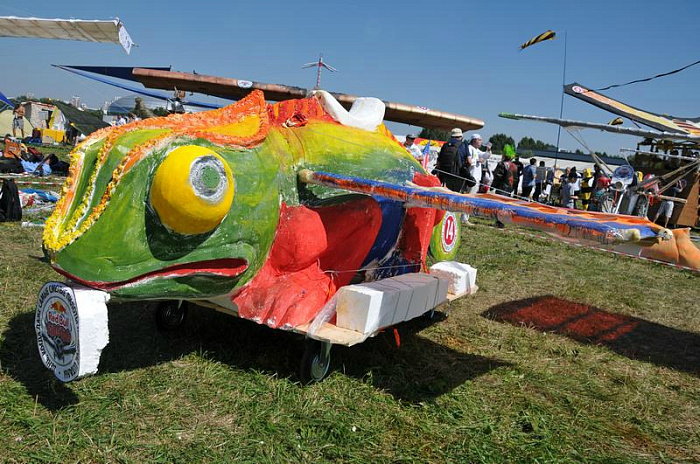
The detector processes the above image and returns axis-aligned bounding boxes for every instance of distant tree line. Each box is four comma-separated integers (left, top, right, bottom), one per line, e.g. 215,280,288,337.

418,128,451,141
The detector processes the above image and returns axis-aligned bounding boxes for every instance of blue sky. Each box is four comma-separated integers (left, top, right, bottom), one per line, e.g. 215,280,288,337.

1,0,699,155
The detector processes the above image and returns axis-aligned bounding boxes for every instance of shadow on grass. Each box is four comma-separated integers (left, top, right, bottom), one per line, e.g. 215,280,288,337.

2,303,506,410
482,295,700,376
335,312,509,403
0,310,80,411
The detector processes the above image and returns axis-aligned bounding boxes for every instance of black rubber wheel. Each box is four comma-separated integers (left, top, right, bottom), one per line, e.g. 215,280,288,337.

155,301,188,332
299,339,332,384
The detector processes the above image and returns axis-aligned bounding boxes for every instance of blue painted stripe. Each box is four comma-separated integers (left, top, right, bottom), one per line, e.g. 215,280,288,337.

302,170,664,246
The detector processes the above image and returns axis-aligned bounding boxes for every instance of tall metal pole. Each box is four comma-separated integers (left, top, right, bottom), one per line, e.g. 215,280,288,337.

316,54,323,89
554,30,567,166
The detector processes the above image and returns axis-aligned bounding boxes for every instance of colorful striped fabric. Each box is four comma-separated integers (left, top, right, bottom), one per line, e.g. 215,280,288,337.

520,30,556,50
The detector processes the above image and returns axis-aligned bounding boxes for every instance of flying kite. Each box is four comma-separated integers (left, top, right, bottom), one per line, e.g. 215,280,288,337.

520,30,556,50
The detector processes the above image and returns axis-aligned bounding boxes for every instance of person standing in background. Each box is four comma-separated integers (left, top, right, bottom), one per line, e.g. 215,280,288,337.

460,134,489,194
12,104,25,139
533,160,547,202
436,128,465,193
491,145,517,195
403,134,423,163
579,168,594,210
652,180,684,228
512,155,524,196
521,158,537,199
561,172,578,209
459,133,491,225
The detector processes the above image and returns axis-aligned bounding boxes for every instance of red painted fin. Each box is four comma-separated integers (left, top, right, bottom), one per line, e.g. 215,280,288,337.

233,198,382,329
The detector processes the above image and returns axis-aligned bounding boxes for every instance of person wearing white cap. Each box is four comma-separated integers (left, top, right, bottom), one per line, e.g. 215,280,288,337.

461,133,492,194
457,133,491,224
403,134,423,163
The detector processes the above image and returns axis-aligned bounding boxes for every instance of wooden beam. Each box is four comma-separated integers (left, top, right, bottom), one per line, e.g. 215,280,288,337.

131,68,484,131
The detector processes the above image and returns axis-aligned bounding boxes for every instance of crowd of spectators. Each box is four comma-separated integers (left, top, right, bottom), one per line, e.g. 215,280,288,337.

429,128,691,227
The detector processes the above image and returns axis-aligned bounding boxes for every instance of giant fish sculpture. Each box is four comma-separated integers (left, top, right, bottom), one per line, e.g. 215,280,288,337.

39,90,698,381
43,90,445,328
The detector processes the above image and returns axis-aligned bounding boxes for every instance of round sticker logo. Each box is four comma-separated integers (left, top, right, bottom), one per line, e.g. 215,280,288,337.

35,282,80,382
572,85,585,94
441,212,457,253
238,80,253,89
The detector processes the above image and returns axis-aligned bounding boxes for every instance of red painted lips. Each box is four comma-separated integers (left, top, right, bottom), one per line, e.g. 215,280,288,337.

53,258,248,291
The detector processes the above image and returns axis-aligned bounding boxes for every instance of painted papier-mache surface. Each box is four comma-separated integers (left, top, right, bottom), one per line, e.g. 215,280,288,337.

42,89,699,332
43,90,441,329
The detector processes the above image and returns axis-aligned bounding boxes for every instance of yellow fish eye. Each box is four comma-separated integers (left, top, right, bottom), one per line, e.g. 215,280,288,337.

150,145,234,235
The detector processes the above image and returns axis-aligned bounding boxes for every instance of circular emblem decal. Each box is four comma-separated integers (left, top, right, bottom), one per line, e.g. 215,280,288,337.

572,85,585,94
441,212,457,253
238,80,253,89
35,282,80,382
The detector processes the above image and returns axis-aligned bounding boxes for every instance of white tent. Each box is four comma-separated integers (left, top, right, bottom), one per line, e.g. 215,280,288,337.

0,109,33,137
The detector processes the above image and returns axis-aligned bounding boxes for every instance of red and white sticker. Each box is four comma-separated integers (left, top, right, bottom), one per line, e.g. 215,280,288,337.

572,85,586,94
35,282,80,382
441,212,457,253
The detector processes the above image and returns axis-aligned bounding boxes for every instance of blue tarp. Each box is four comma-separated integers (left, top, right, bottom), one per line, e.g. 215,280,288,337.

20,161,51,176
0,91,13,108
20,188,59,202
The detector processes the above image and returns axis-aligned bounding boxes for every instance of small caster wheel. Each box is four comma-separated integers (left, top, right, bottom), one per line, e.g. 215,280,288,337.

299,339,332,384
155,300,188,332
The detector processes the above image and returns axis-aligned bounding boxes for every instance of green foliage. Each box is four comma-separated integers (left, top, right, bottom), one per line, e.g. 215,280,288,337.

488,133,515,154
82,108,104,120
133,97,155,119
153,107,170,117
419,127,450,142
11,94,33,104
517,137,555,151
12,95,55,105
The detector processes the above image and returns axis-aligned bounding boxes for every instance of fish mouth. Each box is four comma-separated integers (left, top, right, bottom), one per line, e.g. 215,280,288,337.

52,258,248,292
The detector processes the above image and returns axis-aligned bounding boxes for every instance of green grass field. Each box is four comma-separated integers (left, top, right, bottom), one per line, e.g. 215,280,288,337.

0,220,698,462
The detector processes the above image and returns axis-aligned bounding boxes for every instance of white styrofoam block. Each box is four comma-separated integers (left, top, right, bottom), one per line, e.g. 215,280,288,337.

36,282,110,382
73,287,110,379
362,278,414,325
394,274,447,320
336,273,451,334
336,285,385,334
430,261,478,295
434,276,450,307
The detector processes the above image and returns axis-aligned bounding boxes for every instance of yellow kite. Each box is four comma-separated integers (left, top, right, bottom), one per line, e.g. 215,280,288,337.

520,30,556,50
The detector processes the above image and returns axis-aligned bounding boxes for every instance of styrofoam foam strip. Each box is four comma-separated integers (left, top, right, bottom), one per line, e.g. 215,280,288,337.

429,261,478,295
336,273,448,334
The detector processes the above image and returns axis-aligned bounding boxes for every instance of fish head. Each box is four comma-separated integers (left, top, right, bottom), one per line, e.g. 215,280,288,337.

43,91,282,299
